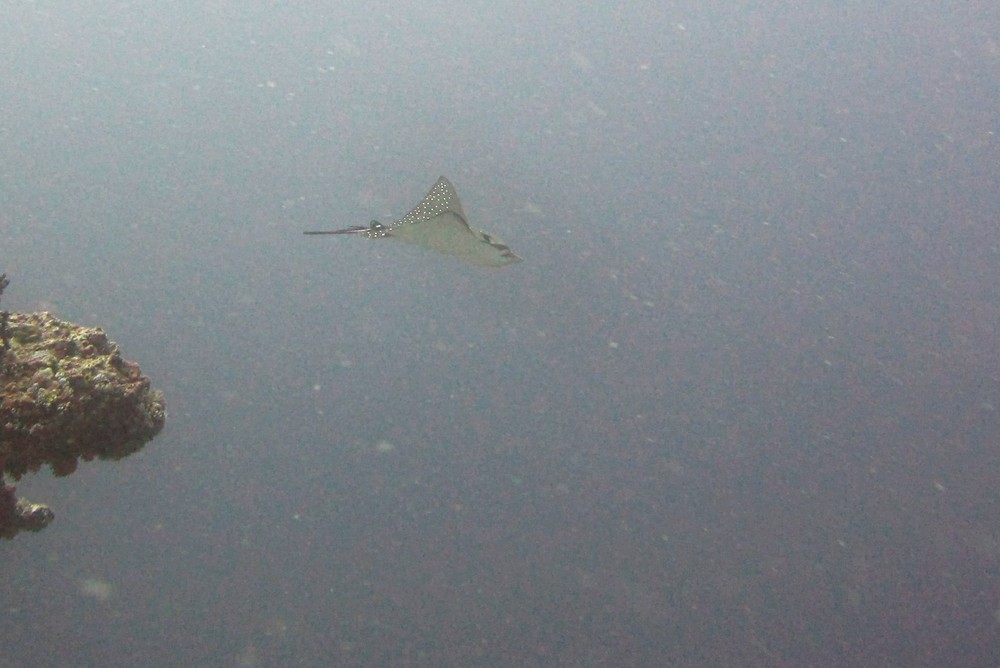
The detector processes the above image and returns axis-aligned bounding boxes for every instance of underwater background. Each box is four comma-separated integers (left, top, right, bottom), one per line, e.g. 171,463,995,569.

2,1,999,665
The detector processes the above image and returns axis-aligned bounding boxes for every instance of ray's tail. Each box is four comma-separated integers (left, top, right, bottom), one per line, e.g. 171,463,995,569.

303,226,369,235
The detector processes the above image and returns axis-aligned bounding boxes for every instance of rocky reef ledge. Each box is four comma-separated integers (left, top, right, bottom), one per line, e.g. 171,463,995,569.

1,308,165,539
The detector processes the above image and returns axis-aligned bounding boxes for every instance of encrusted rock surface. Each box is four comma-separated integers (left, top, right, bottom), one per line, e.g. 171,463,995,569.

1,311,165,538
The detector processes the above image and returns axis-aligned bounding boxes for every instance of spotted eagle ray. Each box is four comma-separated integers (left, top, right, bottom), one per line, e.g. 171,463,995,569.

304,177,522,267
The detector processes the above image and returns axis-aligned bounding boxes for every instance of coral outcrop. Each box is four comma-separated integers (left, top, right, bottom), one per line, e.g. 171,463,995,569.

1,286,165,538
